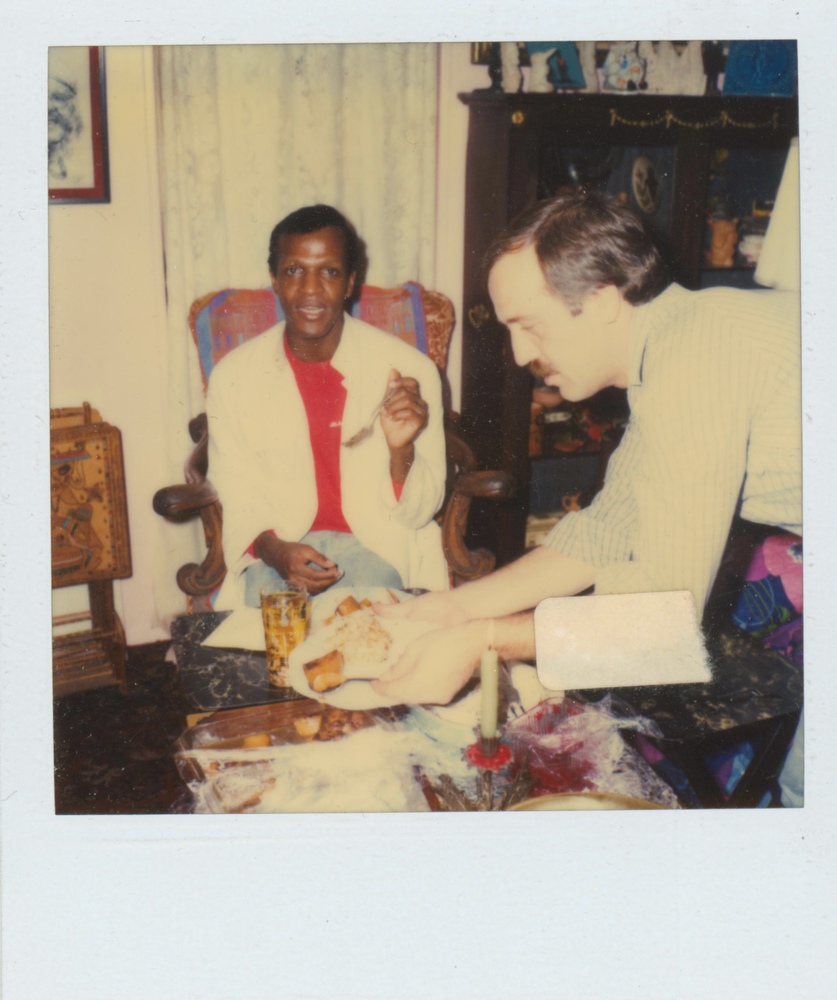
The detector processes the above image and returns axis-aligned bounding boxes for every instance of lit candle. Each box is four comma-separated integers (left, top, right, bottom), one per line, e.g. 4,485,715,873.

479,648,500,741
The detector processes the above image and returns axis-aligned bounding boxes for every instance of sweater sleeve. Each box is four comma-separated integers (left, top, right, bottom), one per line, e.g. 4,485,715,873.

381,357,447,529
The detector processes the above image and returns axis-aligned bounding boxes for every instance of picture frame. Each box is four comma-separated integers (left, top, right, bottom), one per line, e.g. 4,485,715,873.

48,46,110,203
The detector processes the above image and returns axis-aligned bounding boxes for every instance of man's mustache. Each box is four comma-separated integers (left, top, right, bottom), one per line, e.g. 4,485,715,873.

528,359,555,379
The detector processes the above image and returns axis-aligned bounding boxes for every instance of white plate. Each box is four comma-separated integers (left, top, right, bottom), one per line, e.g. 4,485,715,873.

288,588,440,709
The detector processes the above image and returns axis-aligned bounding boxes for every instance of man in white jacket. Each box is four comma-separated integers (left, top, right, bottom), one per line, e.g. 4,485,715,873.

207,205,448,610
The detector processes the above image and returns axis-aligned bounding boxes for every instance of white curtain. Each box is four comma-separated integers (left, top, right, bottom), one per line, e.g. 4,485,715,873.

152,43,439,618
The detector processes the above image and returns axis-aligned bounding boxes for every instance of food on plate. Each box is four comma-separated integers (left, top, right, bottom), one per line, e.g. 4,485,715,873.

311,672,346,694
303,608,395,693
303,649,346,692
335,595,363,617
323,590,396,626
331,609,393,670
331,594,377,619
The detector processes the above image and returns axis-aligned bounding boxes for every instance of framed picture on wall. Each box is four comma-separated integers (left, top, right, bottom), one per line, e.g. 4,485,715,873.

48,46,110,203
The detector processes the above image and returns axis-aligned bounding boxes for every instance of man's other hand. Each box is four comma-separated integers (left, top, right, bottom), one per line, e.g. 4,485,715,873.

254,532,343,594
370,621,484,705
380,368,429,453
373,589,469,628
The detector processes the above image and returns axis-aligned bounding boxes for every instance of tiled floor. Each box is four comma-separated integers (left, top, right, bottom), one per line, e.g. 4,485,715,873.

53,643,194,814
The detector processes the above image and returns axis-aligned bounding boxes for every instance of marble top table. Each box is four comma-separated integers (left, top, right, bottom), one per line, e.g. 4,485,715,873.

574,629,802,742
170,612,304,712
171,613,802,740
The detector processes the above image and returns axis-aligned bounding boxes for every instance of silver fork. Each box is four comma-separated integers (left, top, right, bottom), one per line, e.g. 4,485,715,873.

342,387,396,447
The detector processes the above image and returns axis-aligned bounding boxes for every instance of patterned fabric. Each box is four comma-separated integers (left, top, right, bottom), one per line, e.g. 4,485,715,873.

352,282,427,356
745,532,803,612
733,532,803,637
190,284,453,390
763,617,803,668
190,289,282,391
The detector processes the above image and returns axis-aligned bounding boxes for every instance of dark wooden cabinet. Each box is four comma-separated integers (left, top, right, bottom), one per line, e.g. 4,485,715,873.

458,91,798,565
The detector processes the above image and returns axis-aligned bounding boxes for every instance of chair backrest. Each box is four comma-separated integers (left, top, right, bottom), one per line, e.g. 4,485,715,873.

189,283,454,391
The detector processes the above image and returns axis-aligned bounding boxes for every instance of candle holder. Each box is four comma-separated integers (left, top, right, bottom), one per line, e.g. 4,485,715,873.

466,738,511,771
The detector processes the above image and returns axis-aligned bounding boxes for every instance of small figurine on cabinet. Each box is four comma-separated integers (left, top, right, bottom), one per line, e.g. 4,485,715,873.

638,40,706,95
500,41,523,93
525,42,587,92
706,217,739,268
601,42,648,92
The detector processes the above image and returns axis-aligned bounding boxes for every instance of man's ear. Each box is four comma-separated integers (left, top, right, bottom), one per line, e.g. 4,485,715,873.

346,272,357,301
269,271,279,295
591,284,623,324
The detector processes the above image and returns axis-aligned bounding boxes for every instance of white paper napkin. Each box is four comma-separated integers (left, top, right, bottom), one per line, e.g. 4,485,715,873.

201,607,265,650
534,591,712,690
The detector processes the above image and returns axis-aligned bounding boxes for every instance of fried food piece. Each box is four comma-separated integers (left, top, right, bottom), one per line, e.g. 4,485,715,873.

241,733,272,748
310,672,346,693
293,715,322,739
303,649,346,692
334,595,363,617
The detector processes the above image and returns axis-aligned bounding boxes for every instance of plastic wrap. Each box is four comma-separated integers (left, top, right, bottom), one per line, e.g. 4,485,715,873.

505,694,681,808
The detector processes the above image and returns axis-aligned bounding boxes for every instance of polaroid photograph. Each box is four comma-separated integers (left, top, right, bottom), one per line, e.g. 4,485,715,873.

47,39,801,818
2,5,833,999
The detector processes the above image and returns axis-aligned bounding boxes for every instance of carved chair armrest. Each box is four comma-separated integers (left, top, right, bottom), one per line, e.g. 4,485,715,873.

153,480,219,521
442,466,515,586
153,479,227,598
449,468,514,501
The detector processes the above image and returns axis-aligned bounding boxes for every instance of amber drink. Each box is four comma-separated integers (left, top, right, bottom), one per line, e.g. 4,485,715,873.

260,588,309,687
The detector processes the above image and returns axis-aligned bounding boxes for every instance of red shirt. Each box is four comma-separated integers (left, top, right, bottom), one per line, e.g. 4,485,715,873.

246,335,404,556
284,336,352,533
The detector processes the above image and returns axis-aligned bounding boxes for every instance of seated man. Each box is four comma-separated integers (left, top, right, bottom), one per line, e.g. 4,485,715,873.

374,189,802,709
207,204,448,609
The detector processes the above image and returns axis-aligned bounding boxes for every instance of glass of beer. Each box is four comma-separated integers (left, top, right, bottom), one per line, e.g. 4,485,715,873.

260,586,309,688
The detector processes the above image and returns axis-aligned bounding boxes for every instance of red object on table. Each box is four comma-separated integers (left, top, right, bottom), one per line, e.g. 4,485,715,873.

466,742,512,771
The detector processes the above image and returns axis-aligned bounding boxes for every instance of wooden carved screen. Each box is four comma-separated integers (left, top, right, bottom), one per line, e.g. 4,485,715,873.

51,405,132,695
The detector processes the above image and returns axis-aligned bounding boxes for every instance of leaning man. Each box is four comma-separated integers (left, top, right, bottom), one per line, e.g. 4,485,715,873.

207,204,448,609
375,189,801,719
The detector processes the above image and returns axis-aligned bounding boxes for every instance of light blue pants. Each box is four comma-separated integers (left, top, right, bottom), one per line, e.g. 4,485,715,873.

243,530,403,608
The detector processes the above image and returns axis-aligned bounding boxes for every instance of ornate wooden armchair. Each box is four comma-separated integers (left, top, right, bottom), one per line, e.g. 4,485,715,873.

154,284,513,605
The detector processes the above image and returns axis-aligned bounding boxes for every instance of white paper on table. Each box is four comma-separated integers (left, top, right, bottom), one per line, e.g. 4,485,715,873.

534,591,712,691
201,607,265,650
